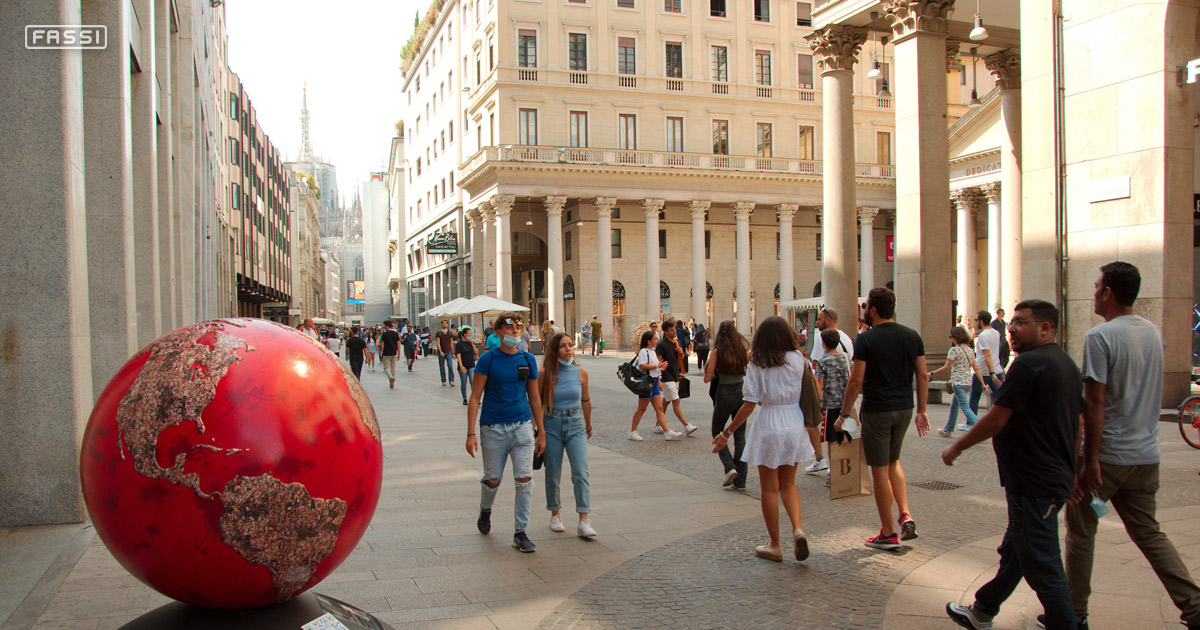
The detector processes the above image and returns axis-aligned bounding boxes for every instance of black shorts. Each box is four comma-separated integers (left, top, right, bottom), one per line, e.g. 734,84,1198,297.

404,347,417,359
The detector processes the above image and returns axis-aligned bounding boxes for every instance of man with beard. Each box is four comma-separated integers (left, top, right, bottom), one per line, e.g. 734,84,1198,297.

838,287,929,551
941,299,1081,630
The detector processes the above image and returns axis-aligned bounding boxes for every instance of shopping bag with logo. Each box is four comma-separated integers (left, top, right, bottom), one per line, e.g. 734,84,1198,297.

616,357,654,397
828,438,871,500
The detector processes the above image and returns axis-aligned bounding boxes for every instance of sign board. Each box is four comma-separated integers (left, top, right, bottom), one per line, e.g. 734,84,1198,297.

1088,177,1131,203
346,280,365,304
885,236,895,262
426,232,458,255
410,287,427,293
1179,59,1200,85
288,308,301,315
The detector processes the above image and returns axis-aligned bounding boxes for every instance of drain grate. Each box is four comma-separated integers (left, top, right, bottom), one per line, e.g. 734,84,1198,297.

912,480,964,491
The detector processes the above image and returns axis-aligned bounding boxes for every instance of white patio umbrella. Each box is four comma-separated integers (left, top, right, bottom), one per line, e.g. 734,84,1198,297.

439,295,530,318
419,296,471,318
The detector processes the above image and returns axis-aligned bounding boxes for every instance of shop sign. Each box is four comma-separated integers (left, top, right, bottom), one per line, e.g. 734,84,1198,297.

1179,59,1200,85
886,236,895,262
426,232,458,255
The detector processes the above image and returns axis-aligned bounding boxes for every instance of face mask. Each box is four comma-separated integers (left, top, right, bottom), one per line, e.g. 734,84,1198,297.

502,335,520,348
558,358,573,367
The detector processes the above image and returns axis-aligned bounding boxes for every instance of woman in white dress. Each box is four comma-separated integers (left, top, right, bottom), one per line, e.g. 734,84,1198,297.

712,315,814,562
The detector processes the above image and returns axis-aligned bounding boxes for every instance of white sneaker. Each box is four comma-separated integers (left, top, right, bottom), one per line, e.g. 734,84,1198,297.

663,430,683,441
628,430,644,441
577,518,597,538
957,423,972,432
683,424,700,436
549,514,565,532
805,458,829,474
652,426,664,434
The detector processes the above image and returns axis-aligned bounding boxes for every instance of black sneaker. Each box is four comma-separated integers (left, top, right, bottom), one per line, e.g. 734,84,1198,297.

513,530,536,553
462,399,468,406
899,512,918,541
477,508,491,534
865,530,901,551
1036,614,1088,629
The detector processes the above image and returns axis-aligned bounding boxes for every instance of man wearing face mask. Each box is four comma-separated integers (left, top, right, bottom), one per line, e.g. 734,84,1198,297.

466,312,546,553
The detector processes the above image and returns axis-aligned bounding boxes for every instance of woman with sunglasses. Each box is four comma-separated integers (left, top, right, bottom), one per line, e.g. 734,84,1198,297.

927,326,986,437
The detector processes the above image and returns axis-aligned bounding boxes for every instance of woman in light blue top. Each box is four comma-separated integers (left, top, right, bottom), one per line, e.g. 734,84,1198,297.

537,332,596,538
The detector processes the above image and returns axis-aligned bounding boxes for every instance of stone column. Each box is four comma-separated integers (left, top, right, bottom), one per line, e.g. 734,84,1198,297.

858,207,880,293
734,202,756,334
466,207,483,295
544,195,567,325
154,0,177,331
885,0,955,360
479,202,495,296
643,199,665,318
807,25,867,332
132,0,162,344
689,201,710,321
980,182,1002,312
777,204,798,306
492,194,514,302
0,0,92,526
83,0,137,395
952,188,982,318
985,49,1021,313
594,198,617,345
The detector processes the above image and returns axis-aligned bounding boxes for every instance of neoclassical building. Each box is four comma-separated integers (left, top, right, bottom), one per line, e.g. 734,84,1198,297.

403,0,902,344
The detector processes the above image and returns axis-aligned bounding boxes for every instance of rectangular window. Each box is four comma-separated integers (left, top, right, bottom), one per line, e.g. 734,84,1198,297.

518,30,537,67
569,111,589,147
229,94,239,119
230,138,239,165
877,131,892,165
776,233,781,260
659,229,667,258
565,231,572,261
704,230,711,259
796,2,812,26
755,51,772,85
665,42,683,78
619,114,637,150
666,117,684,152
711,46,728,82
712,120,729,154
877,61,890,92
711,0,726,16
756,123,772,157
815,232,822,261
664,0,681,11
449,121,454,142
797,53,814,88
754,0,769,21
617,0,634,7
569,33,588,70
798,125,815,160
612,228,622,258
618,38,636,74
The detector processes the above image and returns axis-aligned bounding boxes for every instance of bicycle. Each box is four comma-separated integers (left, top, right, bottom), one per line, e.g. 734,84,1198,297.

1179,393,1200,449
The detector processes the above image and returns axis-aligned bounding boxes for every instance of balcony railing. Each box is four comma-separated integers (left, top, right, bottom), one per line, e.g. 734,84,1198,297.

487,66,893,110
462,144,896,181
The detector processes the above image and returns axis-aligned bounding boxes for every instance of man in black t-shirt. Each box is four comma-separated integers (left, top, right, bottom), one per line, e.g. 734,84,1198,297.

346,326,367,380
941,299,1081,630
436,319,456,387
838,287,930,551
655,320,700,437
380,320,401,389
402,328,420,371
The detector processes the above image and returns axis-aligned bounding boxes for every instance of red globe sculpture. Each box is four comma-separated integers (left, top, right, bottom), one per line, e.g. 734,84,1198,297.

80,319,383,609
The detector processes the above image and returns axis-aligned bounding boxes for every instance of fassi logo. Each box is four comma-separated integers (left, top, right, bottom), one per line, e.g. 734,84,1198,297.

26,25,107,49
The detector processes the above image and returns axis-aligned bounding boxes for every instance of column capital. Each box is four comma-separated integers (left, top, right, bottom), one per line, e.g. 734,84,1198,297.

884,0,955,42
490,194,515,215
593,197,617,217
477,200,495,220
858,206,880,224
687,200,710,219
543,195,567,215
642,198,665,217
984,48,1020,91
980,181,1002,204
733,201,756,220
776,203,799,222
805,26,868,73
465,208,482,230
951,187,984,212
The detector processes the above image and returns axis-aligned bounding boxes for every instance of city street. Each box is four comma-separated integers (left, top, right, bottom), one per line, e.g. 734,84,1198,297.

2,351,1199,630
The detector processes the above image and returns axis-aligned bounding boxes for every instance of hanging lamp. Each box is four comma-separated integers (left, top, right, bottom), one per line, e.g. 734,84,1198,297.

969,0,989,41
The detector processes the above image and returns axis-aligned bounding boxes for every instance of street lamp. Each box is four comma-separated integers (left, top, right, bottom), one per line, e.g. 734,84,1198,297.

969,0,989,41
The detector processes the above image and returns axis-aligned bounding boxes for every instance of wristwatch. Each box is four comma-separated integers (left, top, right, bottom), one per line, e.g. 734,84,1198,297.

838,411,851,420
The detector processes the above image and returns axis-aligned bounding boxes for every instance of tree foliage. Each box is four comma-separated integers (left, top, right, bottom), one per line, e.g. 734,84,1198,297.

400,0,447,76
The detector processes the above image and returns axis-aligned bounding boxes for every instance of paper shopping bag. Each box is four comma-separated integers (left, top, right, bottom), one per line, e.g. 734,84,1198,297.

828,438,872,501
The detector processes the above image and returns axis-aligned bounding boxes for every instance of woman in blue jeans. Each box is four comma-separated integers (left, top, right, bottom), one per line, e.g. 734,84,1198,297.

927,326,986,437
537,332,597,538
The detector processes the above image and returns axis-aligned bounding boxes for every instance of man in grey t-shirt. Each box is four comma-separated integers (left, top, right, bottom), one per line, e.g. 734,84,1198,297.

1065,261,1200,630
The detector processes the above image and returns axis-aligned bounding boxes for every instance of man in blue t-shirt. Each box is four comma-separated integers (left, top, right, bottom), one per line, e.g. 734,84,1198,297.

466,312,545,553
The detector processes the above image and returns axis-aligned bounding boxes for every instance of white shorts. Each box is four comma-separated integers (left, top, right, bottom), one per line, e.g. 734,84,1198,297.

660,380,680,403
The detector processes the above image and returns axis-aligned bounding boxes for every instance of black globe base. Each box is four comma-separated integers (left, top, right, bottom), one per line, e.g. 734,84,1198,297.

118,592,395,630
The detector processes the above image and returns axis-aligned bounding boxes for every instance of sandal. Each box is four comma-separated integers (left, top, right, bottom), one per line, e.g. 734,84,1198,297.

793,529,809,561
755,543,783,562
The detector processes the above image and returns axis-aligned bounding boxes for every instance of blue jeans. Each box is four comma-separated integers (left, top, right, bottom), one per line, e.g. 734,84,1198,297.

459,367,474,400
973,490,1075,629
968,371,1004,418
543,408,590,513
479,420,535,533
438,352,456,384
944,384,979,432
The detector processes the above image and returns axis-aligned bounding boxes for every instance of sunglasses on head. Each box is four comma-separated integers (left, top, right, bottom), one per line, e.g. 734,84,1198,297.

500,317,521,326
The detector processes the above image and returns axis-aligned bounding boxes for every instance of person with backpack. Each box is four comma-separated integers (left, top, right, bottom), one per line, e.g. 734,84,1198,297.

629,331,679,441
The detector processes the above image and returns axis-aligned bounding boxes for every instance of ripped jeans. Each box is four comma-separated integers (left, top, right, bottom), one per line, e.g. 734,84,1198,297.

480,419,535,533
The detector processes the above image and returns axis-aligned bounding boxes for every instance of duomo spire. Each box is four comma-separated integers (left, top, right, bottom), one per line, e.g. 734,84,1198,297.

299,82,313,163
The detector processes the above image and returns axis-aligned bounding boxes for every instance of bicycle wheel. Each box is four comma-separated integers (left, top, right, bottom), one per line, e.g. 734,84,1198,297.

1180,396,1200,449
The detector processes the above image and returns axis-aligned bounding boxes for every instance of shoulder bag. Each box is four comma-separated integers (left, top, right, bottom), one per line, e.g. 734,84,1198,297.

617,352,654,397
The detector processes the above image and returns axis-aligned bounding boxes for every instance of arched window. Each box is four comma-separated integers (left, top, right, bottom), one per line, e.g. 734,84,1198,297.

563,275,575,300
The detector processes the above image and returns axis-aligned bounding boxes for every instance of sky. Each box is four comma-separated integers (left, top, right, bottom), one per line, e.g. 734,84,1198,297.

226,0,416,207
